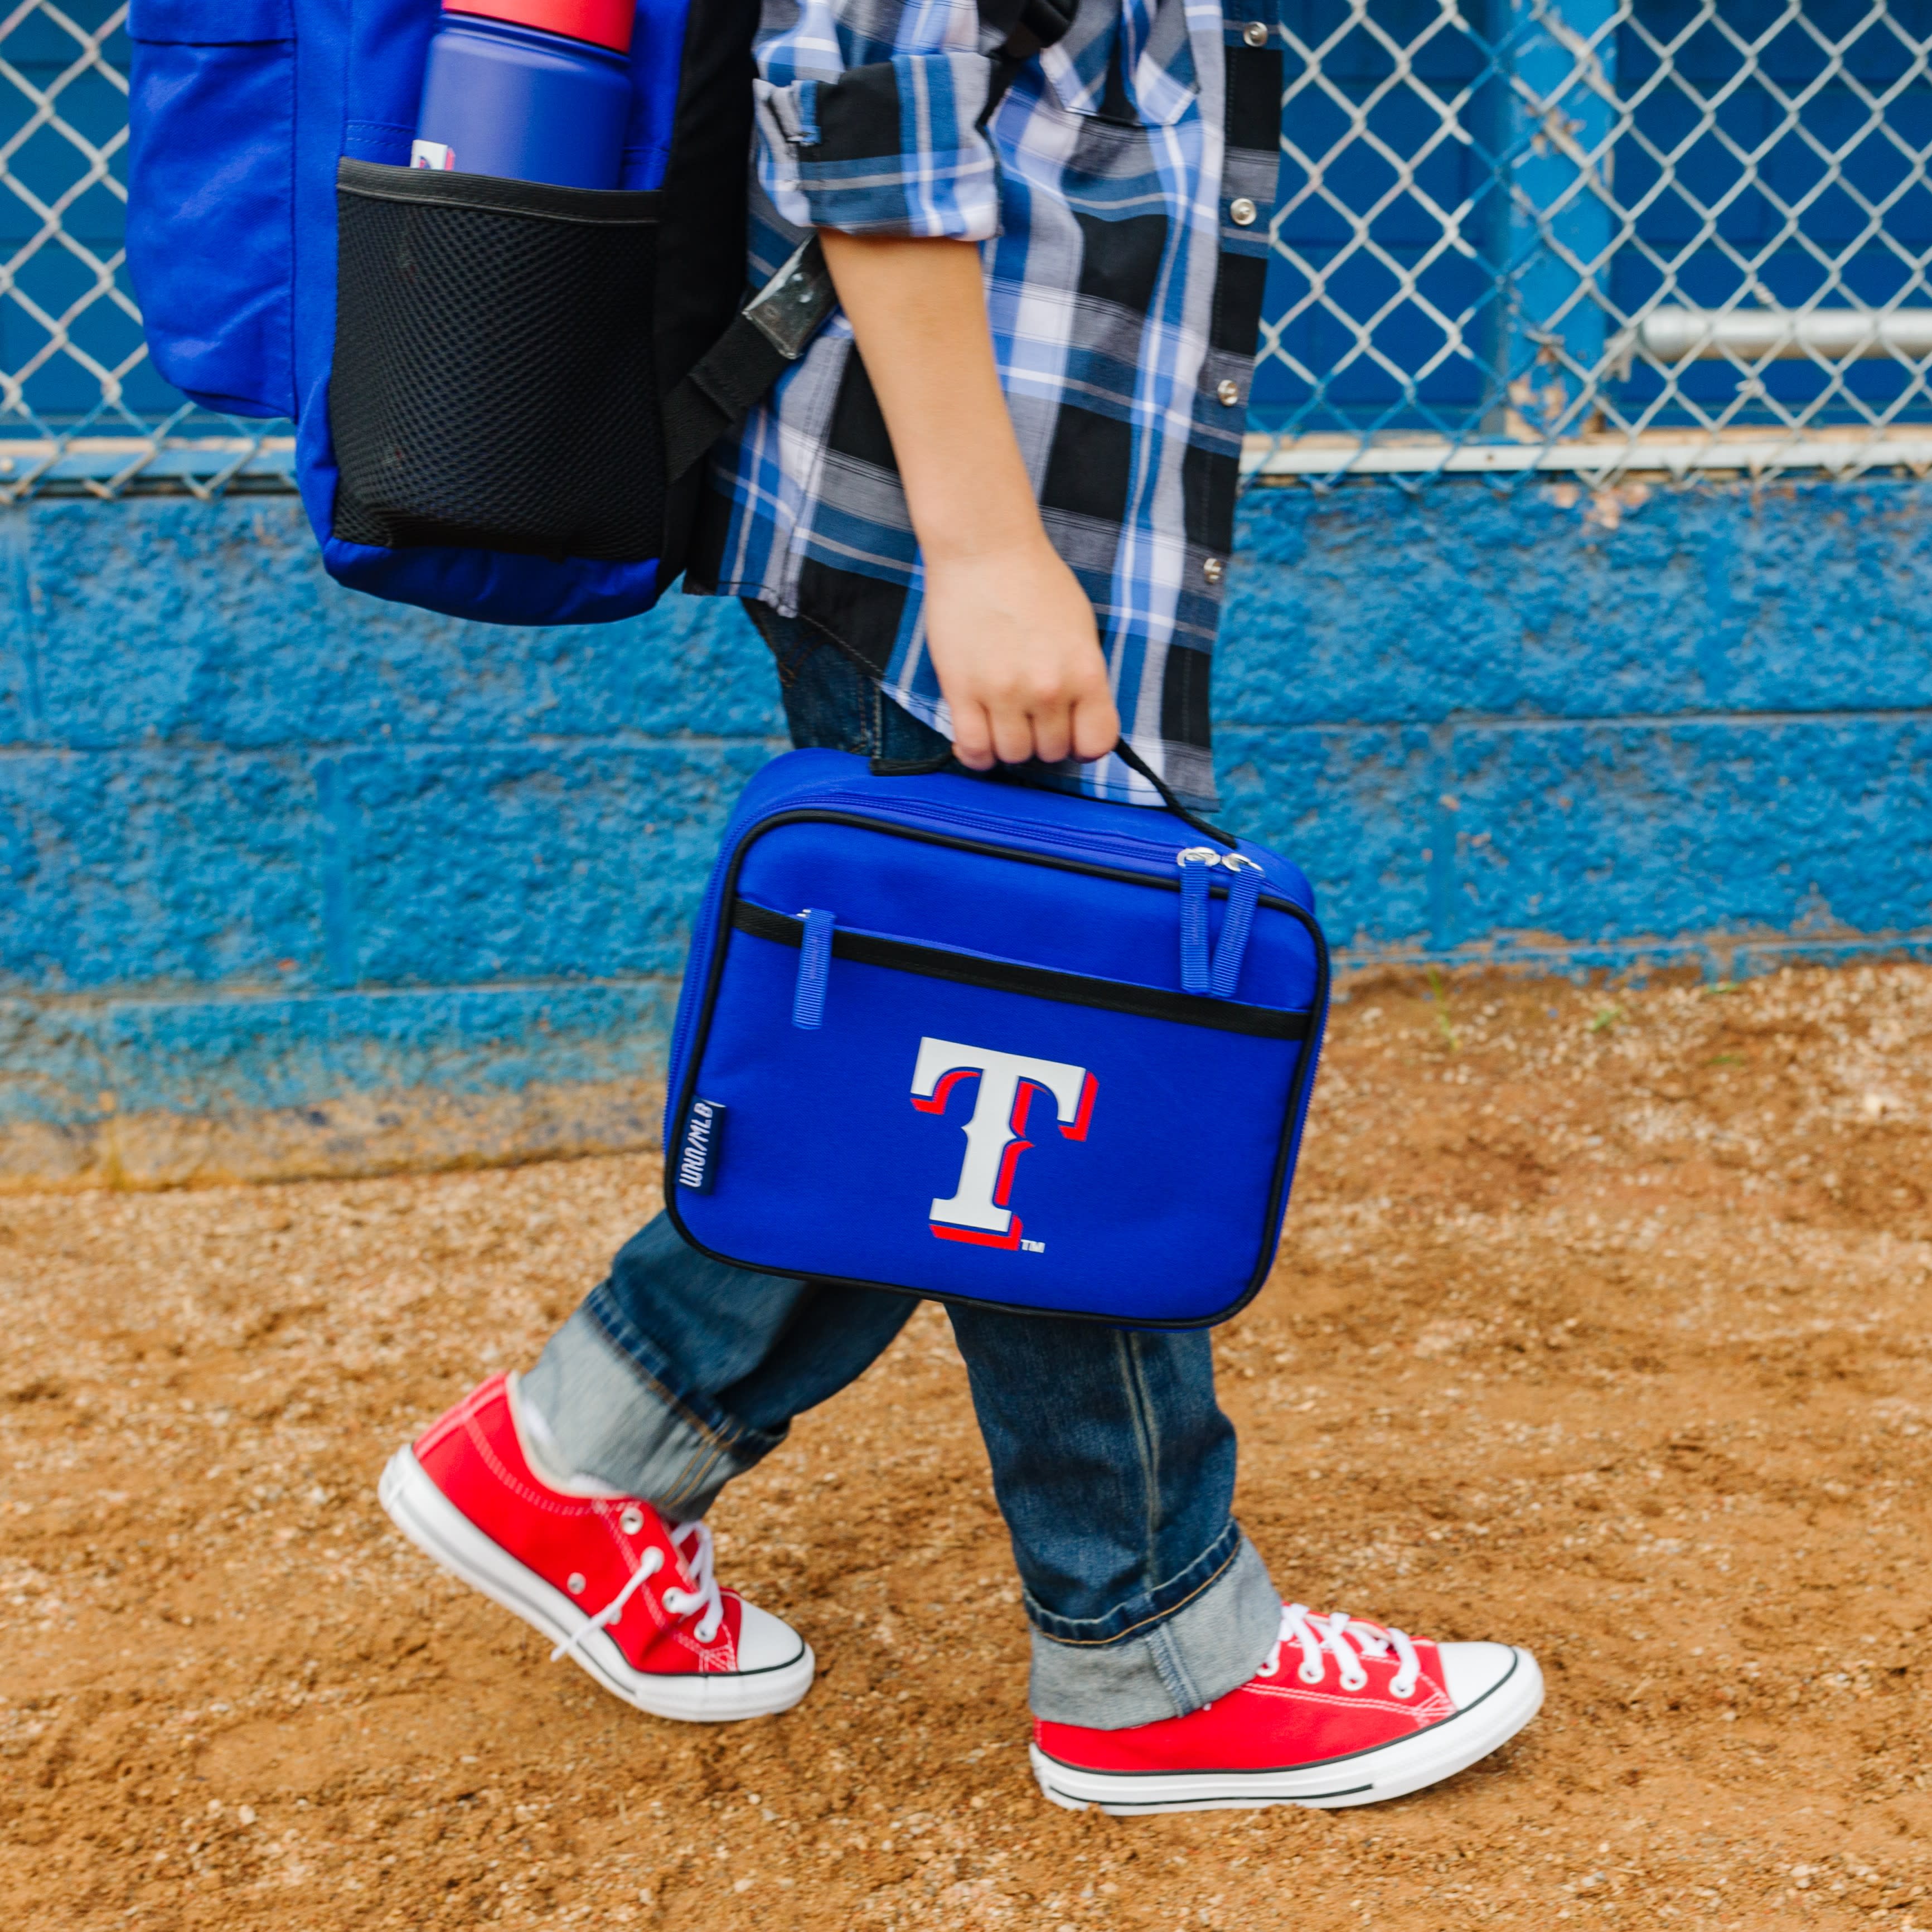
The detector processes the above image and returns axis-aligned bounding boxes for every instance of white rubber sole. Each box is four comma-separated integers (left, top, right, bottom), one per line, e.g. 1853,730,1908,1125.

1031,1647,1545,1814
379,1445,815,1722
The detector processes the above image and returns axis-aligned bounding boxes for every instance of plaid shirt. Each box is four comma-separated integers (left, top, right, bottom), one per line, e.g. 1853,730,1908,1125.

686,0,1282,808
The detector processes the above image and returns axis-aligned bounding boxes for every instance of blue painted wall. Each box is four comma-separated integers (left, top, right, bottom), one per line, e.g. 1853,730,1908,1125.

3,479,1929,1180
1218,478,1932,964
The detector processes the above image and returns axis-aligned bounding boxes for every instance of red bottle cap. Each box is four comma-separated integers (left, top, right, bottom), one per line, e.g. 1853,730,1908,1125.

444,0,634,55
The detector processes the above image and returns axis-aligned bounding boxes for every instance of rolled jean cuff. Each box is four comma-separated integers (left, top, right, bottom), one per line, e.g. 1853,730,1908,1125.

519,1288,785,1518
1026,1529,1281,1729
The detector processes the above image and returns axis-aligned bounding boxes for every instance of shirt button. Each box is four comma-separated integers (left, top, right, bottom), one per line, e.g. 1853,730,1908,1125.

1216,378,1241,406
1229,197,1258,227
1242,19,1268,45
1203,557,1224,584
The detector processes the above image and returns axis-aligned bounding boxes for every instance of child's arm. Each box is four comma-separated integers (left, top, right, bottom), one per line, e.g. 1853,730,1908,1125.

819,231,1121,772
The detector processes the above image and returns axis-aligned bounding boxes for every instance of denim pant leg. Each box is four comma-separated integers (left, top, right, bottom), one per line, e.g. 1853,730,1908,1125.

524,607,942,1512
523,604,1280,1726
948,1306,1280,1727
523,1216,919,1513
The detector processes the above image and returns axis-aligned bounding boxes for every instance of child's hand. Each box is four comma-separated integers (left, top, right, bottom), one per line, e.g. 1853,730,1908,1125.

815,231,1121,774
923,536,1120,770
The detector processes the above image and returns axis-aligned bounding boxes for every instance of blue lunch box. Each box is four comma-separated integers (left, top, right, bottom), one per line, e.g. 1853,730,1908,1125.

663,750,1330,1327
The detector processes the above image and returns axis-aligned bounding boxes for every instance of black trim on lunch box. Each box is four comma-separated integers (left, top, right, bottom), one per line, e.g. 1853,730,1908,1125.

663,806,1333,1330
732,900,1313,1040
336,157,664,225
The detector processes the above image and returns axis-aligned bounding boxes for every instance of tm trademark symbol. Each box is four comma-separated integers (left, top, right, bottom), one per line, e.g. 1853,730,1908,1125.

1020,1239,1047,1253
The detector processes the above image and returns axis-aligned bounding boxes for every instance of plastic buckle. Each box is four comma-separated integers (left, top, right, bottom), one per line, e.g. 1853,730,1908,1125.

744,238,838,362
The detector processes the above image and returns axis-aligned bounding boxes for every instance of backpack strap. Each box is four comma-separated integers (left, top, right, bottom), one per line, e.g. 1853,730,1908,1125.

662,235,836,481
660,0,1077,483
979,0,1077,115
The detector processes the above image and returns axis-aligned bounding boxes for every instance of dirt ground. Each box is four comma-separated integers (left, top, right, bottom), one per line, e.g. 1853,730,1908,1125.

4,962,1932,1931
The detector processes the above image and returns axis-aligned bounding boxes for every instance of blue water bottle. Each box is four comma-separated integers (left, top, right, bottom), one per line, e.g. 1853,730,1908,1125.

412,0,636,190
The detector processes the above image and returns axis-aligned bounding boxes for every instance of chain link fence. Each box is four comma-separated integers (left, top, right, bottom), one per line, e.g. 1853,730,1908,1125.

6,0,1932,497
1250,0,1932,482
0,0,290,500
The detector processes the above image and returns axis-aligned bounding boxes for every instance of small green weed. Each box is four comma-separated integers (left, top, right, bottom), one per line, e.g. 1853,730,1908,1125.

1427,967,1460,1054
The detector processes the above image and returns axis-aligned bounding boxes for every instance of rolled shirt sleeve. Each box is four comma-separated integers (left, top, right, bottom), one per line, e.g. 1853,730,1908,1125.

754,0,1001,239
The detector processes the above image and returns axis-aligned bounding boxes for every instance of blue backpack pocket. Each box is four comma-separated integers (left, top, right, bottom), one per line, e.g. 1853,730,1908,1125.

321,161,666,622
126,0,296,417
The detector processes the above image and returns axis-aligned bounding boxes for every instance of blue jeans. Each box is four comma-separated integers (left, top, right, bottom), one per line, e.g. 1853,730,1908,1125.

522,607,1280,1727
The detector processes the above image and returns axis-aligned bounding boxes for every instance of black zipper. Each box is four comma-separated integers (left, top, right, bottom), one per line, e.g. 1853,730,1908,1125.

667,806,1305,1081
733,901,1313,1040
742,808,1299,902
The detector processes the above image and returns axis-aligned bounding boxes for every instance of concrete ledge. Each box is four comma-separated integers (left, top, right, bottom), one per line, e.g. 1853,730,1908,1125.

0,1076,666,1192
1334,929,1932,981
0,980,676,1189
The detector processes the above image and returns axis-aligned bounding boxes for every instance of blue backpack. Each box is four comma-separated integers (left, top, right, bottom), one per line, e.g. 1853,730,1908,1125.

123,0,1067,627
663,749,1330,1327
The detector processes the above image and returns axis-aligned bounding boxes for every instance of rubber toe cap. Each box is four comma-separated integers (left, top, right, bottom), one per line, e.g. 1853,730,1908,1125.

736,1600,808,1673
1437,1641,1521,1710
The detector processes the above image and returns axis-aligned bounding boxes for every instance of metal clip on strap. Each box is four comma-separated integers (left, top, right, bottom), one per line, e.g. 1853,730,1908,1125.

743,236,838,361
662,238,840,482
1179,849,1265,1000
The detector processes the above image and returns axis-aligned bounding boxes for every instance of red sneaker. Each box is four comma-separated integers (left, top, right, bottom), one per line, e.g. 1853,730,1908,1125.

378,1374,813,1722
1032,1602,1542,1813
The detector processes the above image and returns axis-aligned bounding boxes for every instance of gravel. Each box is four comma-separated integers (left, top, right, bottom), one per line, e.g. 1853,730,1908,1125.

3,961,1929,1930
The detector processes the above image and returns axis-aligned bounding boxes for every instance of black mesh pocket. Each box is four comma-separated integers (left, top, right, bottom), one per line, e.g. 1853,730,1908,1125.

331,160,665,561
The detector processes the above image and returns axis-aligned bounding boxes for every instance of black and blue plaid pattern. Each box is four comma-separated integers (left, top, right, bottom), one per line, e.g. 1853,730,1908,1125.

691,0,1282,809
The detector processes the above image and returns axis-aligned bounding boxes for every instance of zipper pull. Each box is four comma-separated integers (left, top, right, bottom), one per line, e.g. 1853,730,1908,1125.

792,908,835,1029
1176,849,1218,994
1210,854,1264,999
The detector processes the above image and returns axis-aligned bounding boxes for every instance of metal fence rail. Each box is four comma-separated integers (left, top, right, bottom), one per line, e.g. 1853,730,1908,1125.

1249,0,1932,482
6,0,1932,498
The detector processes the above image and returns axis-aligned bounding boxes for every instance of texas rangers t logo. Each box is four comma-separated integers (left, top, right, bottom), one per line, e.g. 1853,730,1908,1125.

910,1037,1097,1250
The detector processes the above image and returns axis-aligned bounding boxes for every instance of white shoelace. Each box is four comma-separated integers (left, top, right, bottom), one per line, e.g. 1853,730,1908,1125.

1255,1602,1421,1698
549,1518,725,1665
661,1519,725,1644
